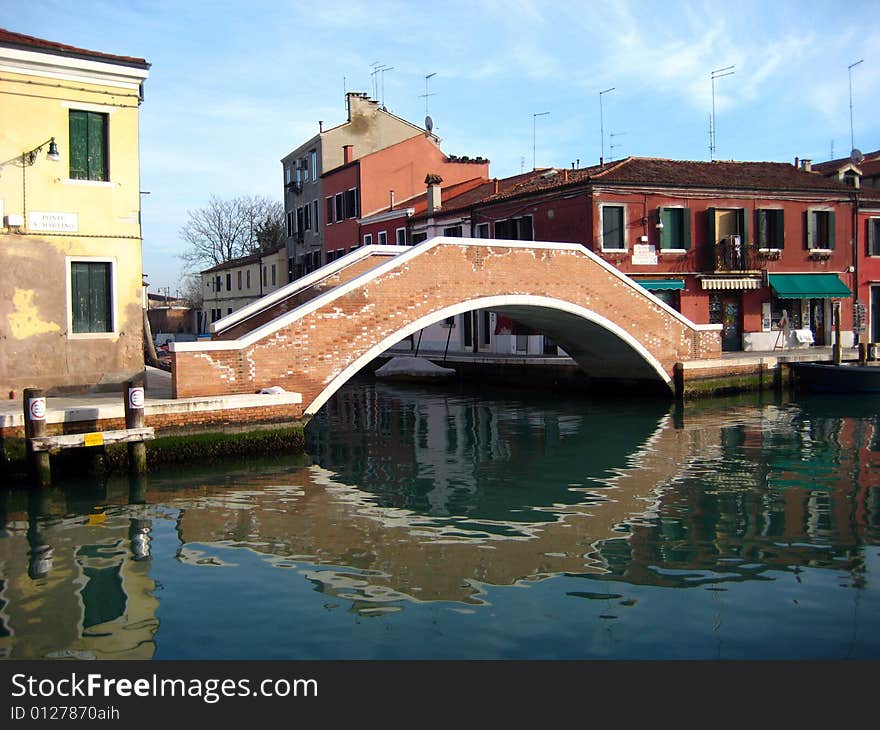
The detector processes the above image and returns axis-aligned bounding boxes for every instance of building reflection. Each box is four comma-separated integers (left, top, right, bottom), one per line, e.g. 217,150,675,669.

0,385,878,657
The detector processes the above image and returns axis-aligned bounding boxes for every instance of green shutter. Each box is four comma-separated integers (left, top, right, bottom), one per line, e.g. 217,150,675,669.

775,209,785,249
740,208,749,246
707,207,716,245
69,111,88,180
869,219,879,256
71,262,89,332
659,207,668,249
71,262,111,333
87,112,106,181
682,208,691,250
828,211,836,249
805,211,813,249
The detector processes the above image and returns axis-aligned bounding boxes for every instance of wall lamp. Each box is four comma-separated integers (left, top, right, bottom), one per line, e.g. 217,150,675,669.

23,137,60,166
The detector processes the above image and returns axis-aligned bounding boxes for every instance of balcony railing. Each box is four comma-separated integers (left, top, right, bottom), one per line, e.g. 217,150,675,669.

713,235,758,272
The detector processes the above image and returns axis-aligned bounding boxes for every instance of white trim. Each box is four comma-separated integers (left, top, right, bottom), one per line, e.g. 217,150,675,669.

359,208,414,225
599,203,627,251
377,230,387,245
395,227,407,245
178,237,719,352
306,294,675,415
363,233,373,246
0,46,148,90
205,245,402,333
66,255,118,338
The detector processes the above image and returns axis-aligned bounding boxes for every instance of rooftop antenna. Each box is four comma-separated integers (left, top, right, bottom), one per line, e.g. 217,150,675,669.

599,87,614,163
420,72,437,117
379,65,393,108
533,111,549,170
369,61,381,99
848,59,864,152
609,131,627,161
710,65,735,160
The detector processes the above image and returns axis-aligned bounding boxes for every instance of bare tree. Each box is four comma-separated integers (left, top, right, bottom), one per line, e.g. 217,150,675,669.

179,195,285,271
179,273,204,309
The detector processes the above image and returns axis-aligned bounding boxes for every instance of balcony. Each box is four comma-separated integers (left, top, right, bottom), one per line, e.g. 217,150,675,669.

713,235,757,272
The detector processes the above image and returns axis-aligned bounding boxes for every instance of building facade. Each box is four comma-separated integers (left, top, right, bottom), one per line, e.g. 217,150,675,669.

199,245,287,332
282,92,431,280
0,28,150,394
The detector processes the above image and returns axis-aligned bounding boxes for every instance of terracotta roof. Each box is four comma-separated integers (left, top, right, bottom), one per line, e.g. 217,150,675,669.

0,27,150,69
589,157,854,192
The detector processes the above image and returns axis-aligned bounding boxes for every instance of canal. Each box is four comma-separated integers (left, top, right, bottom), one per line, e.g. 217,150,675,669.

1,377,879,659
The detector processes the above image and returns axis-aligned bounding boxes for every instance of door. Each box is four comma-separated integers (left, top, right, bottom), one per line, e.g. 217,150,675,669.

710,292,742,351
809,298,826,346
872,286,880,343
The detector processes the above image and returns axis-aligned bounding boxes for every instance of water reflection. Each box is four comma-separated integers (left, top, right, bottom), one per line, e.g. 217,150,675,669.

0,380,878,659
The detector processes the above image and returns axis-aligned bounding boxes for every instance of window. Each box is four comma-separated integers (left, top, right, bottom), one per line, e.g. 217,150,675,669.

262,266,267,286
310,149,317,182
327,249,336,263
313,200,319,232
396,227,407,245
336,248,345,260
227,308,232,316
215,275,221,292
475,222,490,238
659,207,691,250
411,232,428,244
363,233,373,246
378,231,387,244
303,203,312,231
443,225,462,237
226,273,232,291
70,261,113,333
600,205,625,250
326,197,334,225
494,215,533,240
755,209,784,249
246,270,251,289
271,264,276,286
237,271,242,290
335,193,344,222
344,188,359,218
807,210,835,250
286,211,294,237
285,167,291,185
69,110,108,181
296,207,304,234
869,218,880,256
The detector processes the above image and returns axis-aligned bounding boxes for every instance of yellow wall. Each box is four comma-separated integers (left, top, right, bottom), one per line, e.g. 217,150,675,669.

0,47,149,394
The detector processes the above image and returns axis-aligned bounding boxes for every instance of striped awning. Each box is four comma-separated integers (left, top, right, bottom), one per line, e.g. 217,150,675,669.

700,277,761,290
636,279,685,291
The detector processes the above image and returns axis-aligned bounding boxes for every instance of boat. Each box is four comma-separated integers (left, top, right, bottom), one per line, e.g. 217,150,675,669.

792,361,880,393
374,356,456,382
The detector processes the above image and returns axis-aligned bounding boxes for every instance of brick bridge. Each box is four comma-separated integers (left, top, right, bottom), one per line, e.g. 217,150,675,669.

171,239,722,415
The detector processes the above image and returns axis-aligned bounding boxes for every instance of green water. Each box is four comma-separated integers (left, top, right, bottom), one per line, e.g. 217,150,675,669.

1,379,878,659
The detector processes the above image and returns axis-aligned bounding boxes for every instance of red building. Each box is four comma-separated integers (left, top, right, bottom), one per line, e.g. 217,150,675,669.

320,135,488,261
403,157,858,351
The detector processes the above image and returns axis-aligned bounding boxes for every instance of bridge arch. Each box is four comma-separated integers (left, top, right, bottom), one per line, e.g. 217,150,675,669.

171,238,721,412
308,294,673,415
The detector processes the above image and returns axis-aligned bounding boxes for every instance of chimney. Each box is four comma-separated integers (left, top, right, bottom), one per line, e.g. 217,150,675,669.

319,120,324,133
426,174,443,214
389,190,395,210
801,159,812,172
794,157,799,169
493,178,499,194
343,145,354,164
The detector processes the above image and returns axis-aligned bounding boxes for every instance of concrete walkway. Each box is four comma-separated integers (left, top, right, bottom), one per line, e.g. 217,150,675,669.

0,367,302,431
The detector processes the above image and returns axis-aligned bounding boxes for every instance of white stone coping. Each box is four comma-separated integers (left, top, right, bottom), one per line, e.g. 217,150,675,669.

0,392,302,429
210,245,403,333
175,236,721,354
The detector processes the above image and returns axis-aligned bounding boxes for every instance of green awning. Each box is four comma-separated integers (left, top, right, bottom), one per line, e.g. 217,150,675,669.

636,279,685,291
768,274,851,299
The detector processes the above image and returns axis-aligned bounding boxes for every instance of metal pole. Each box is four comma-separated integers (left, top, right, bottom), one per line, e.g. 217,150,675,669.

710,66,734,161
533,111,549,170
848,59,864,152
599,88,614,163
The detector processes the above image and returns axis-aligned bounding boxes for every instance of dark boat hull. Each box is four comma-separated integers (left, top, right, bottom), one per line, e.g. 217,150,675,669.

793,362,880,393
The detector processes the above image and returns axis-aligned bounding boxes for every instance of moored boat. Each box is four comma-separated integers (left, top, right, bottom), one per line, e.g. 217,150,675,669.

792,361,880,393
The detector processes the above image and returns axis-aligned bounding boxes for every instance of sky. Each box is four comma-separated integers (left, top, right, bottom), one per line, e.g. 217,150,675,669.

3,0,878,294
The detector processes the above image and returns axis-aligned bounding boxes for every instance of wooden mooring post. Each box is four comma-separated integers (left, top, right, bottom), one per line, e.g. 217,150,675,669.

23,388,51,487
125,376,147,475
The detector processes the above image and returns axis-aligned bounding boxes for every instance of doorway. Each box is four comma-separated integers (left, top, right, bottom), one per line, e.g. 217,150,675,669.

872,286,880,343
710,292,743,351
809,298,826,346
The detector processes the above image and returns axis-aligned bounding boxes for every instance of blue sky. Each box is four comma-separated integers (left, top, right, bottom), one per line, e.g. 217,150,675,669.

3,0,878,293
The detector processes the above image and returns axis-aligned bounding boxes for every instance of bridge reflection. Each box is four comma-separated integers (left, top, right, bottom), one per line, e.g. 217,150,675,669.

0,386,878,657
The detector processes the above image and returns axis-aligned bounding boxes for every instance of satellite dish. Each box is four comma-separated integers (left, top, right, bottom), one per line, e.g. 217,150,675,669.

425,115,434,133
851,148,865,164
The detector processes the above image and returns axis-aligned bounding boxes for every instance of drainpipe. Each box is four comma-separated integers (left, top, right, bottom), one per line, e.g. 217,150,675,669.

853,190,861,349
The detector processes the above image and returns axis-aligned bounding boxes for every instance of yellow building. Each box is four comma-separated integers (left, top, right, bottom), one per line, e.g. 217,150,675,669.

0,28,150,394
